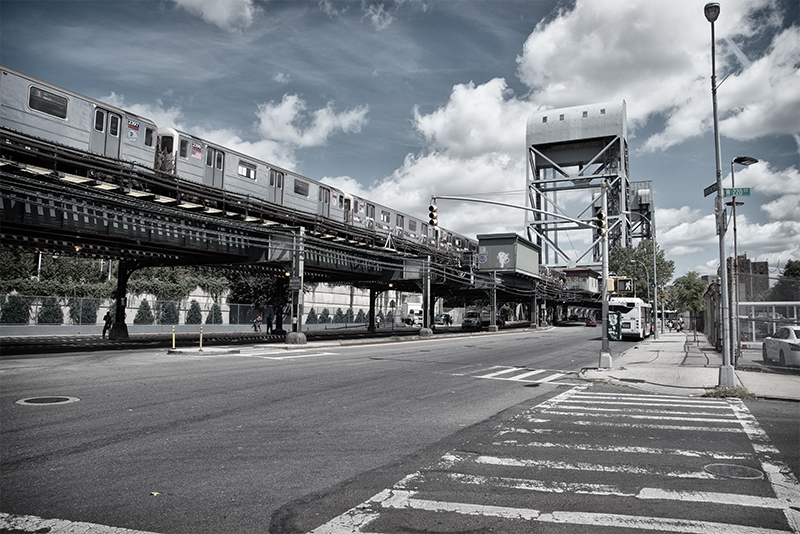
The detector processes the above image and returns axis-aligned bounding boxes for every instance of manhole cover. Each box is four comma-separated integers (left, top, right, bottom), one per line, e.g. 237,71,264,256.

15,396,80,406
704,463,764,479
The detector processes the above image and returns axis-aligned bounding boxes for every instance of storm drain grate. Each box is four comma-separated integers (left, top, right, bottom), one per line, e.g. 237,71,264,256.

15,396,80,406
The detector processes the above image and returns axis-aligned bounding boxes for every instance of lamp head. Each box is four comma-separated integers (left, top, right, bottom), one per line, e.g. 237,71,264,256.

733,156,758,166
704,2,720,22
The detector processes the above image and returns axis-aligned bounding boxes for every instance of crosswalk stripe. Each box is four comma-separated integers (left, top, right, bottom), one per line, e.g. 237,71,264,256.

306,384,798,533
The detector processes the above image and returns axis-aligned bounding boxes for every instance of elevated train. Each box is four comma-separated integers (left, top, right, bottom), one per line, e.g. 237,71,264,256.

0,65,476,258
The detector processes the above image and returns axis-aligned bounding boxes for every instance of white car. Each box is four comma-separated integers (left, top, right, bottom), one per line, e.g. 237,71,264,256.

762,326,800,367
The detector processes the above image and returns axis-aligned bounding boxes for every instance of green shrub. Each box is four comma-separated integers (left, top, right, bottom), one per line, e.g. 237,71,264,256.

0,295,31,324
185,300,203,324
306,307,318,324
134,299,155,325
160,301,180,325
38,296,64,324
206,303,223,324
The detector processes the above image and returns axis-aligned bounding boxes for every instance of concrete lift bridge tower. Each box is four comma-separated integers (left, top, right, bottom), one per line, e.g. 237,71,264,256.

526,101,653,269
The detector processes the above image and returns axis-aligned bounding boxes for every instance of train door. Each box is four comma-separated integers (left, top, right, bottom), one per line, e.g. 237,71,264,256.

204,148,225,187
269,170,284,204
318,187,330,217
90,107,121,158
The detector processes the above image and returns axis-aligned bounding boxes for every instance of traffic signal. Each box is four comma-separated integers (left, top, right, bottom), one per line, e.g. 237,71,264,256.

596,210,607,237
429,204,438,226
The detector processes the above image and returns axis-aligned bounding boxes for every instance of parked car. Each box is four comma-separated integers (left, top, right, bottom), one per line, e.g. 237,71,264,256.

585,316,597,327
762,326,800,367
434,313,451,326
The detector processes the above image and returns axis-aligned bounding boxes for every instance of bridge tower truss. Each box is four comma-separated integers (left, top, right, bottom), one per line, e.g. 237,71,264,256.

526,101,647,269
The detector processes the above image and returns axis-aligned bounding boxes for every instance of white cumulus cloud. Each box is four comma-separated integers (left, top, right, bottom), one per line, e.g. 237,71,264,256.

171,0,259,32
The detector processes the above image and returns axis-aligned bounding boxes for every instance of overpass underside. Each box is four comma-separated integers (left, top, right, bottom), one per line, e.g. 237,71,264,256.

1,128,588,337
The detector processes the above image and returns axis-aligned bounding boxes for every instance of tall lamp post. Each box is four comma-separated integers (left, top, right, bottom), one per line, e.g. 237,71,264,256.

729,156,758,364
623,210,659,339
630,258,656,339
705,2,736,387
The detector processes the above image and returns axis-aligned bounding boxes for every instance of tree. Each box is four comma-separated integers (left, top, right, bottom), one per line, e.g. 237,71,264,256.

0,295,31,324
68,297,100,325
609,241,675,303
227,273,289,330
345,308,354,323
306,308,318,324
206,303,223,324
319,308,331,324
160,301,180,325
134,299,155,325
672,272,707,336
769,260,800,301
38,296,64,324
355,309,366,323
186,300,203,324
333,308,346,323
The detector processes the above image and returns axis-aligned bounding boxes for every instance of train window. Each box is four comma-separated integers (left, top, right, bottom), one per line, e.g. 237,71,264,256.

582,111,588,118
366,204,375,219
409,220,417,232
206,149,213,167
159,135,173,154
381,210,391,224
559,114,565,121
294,179,309,197
179,139,189,158
29,86,68,119
396,214,404,228
145,127,154,147
542,116,547,123
270,170,283,188
109,115,119,137
216,152,224,170
238,161,257,180
94,109,105,132
421,223,428,235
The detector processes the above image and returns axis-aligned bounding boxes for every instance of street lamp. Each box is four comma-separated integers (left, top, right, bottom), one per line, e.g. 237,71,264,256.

729,156,758,364
622,210,659,339
630,258,656,338
705,1,736,387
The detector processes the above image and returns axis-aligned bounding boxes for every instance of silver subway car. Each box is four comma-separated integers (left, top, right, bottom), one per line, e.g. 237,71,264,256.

1,66,157,168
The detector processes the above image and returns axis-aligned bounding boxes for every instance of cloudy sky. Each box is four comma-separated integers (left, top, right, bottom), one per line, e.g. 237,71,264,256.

2,0,798,282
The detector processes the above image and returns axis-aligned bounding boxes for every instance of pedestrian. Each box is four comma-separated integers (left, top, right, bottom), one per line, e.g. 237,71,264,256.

254,314,262,332
102,311,112,338
266,312,273,334
376,315,381,329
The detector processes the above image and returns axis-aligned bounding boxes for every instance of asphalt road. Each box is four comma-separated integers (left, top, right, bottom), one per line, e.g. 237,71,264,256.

2,327,797,533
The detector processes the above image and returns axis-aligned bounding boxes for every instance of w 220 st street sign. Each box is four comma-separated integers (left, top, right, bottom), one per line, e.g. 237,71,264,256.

724,188,751,196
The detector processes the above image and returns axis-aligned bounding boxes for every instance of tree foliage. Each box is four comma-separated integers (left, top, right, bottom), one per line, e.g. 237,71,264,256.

768,259,800,301
186,300,203,324
0,295,31,324
134,299,155,325
609,241,675,303
672,272,707,314
206,303,223,324
306,308,318,324
38,296,64,324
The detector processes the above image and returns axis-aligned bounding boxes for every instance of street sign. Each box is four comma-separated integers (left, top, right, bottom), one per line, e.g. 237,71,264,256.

724,187,750,197
288,276,302,290
704,183,719,197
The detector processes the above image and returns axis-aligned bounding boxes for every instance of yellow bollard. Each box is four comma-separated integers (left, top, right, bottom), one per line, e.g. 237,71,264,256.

172,325,175,349
199,326,203,352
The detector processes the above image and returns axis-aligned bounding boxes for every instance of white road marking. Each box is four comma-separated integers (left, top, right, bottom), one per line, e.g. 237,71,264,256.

491,439,752,460
306,384,799,534
0,512,161,534
310,489,791,534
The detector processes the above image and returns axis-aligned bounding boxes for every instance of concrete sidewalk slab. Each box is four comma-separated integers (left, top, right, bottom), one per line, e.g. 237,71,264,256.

581,331,800,400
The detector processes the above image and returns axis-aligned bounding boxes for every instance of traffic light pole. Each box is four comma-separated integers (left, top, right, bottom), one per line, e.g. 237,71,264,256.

599,182,612,367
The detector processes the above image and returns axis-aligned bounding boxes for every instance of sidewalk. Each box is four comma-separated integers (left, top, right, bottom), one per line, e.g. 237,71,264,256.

581,330,800,401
